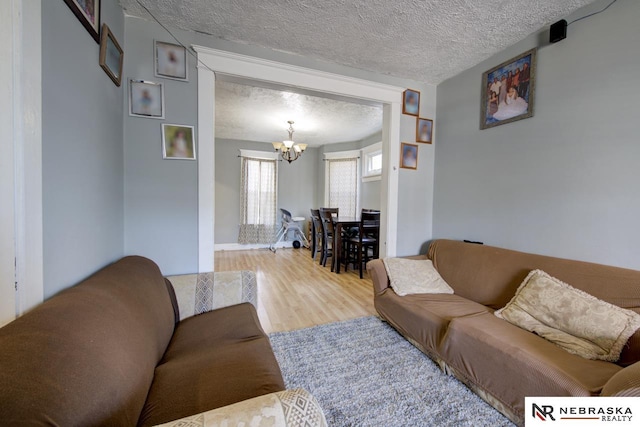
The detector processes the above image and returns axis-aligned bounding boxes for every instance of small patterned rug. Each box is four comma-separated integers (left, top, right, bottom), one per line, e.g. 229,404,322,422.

269,316,515,427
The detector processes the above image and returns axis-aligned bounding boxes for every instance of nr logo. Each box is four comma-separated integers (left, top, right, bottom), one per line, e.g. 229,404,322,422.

533,403,556,421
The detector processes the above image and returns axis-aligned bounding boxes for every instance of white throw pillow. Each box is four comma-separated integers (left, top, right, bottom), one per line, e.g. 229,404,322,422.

495,269,640,362
383,258,454,296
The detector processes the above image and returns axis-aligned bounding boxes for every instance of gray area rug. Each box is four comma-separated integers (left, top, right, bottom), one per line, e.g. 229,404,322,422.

269,316,515,427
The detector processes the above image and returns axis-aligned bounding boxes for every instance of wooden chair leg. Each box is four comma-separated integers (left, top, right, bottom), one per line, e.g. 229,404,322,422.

358,245,364,279
310,223,316,259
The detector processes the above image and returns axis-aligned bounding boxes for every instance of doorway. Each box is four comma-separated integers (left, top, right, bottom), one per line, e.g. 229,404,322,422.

194,46,403,273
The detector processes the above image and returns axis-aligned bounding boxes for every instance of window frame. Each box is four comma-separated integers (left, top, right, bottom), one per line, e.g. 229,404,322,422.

361,142,382,182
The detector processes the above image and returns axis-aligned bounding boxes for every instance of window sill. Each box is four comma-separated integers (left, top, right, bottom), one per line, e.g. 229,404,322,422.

362,175,382,183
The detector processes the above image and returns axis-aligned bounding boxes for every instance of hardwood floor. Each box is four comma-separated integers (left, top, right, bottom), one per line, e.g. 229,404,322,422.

215,247,377,333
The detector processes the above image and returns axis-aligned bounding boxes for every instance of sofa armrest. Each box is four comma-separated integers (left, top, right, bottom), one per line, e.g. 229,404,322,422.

169,270,257,320
602,360,640,397
367,259,390,295
154,388,327,427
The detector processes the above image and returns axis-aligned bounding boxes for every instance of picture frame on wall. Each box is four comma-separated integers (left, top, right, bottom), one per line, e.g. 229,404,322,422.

400,142,418,170
481,48,537,129
162,124,196,160
129,80,165,119
416,118,433,144
402,89,420,116
99,24,123,87
63,0,101,43
155,41,188,81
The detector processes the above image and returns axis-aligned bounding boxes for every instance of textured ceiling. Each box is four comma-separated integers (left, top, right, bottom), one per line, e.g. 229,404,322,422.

120,0,598,145
120,0,597,84
215,81,382,146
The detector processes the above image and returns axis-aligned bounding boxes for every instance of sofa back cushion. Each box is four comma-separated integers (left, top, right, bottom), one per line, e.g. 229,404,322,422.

428,240,640,365
0,256,175,425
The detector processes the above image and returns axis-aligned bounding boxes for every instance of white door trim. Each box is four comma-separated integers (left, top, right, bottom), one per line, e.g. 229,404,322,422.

0,0,43,325
193,46,402,272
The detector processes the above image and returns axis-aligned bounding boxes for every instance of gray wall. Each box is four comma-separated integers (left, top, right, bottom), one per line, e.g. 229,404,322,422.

215,139,318,244
434,0,640,269
41,0,124,298
397,87,437,256
123,18,199,274
123,15,436,273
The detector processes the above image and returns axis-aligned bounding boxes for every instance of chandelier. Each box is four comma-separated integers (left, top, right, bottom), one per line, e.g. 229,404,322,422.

271,121,307,163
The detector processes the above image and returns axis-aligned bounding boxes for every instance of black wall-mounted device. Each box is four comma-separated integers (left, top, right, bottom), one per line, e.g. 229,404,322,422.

550,19,568,43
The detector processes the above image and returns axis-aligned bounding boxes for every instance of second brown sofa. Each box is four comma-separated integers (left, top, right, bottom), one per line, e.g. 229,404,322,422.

369,239,640,426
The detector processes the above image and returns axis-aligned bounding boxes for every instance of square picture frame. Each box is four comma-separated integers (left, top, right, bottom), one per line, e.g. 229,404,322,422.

402,89,420,116
129,80,165,119
63,0,101,43
162,124,196,160
481,48,537,129
416,118,433,144
155,41,188,81
400,142,418,170
99,24,123,87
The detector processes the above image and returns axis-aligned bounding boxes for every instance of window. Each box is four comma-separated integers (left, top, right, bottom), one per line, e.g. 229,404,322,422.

325,150,360,218
362,142,382,181
238,151,278,244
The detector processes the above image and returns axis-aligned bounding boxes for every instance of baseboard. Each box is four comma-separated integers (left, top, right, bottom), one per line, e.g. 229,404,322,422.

214,242,295,251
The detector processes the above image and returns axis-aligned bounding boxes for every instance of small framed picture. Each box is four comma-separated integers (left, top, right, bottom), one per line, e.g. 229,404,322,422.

162,124,196,160
400,143,418,170
402,89,420,116
63,0,101,43
155,41,188,81
416,118,433,144
129,80,164,119
99,24,123,87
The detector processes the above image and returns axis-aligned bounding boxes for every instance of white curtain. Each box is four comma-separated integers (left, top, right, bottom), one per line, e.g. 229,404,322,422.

327,157,359,218
238,157,278,244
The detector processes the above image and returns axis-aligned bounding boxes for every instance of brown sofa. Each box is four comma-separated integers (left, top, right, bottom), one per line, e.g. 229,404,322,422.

369,239,640,426
0,256,325,426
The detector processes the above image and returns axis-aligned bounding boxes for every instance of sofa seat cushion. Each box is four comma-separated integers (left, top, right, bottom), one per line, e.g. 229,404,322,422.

439,312,623,419
139,303,285,427
375,289,492,355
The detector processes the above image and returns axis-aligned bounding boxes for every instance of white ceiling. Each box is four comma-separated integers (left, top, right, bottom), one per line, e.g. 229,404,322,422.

215,80,382,146
120,0,598,144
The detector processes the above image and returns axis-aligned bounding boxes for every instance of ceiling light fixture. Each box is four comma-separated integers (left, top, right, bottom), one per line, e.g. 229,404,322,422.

272,121,307,163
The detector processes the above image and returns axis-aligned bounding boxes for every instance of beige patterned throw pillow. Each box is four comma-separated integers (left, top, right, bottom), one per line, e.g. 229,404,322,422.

495,269,640,362
383,258,454,296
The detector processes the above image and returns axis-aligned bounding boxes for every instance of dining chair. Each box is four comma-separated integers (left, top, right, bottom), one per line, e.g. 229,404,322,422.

318,208,338,270
309,209,323,261
346,211,380,279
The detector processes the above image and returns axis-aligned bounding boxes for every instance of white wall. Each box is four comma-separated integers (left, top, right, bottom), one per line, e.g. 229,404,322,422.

434,0,640,269
41,0,125,298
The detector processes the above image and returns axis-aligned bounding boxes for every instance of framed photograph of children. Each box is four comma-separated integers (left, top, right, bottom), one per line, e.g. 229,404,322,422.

400,143,418,170
416,118,433,144
63,0,101,43
99,24,123,87
129,80,164,119
162,124,196,160
481,48,537,129
402,89,420,116
155,41,188,81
